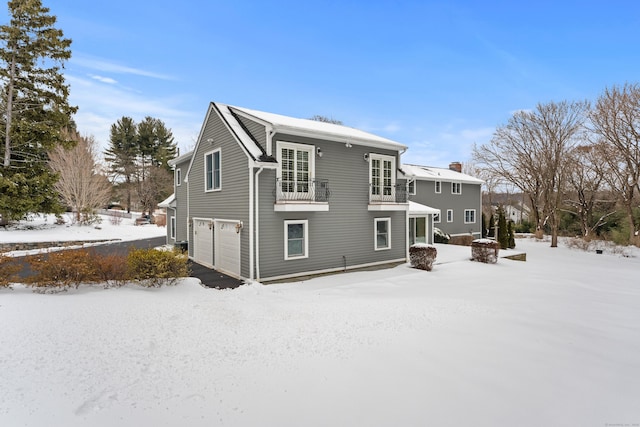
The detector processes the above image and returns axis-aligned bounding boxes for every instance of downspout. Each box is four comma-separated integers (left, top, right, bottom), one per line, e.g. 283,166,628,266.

255,166,265,281
185,175,190,256
249,166,254,281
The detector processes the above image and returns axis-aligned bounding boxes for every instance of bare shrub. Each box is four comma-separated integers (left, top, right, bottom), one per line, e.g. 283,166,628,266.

0,255,21,288
449,235,475,246
93,253,129,288
471,239,500,264
409,244,437,271
26,249,98,289
109,211,124,226
565,237,593,251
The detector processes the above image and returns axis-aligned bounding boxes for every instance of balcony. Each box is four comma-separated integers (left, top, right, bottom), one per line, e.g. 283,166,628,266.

368,183,409,211
274,178,330,212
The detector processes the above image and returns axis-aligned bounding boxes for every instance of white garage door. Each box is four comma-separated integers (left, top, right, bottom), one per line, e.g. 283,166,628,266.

215,220,241,278
193,219,213,268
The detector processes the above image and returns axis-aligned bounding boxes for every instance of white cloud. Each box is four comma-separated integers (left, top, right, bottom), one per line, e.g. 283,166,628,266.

89,74,117,84
71,54,175,81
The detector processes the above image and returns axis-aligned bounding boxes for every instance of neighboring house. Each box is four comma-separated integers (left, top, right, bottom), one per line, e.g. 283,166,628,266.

502,203,530,224
401,163,483,237
164,102,443,282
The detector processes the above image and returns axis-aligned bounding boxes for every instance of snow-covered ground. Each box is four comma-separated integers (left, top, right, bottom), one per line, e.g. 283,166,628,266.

1,222,640,426
0,213,166,256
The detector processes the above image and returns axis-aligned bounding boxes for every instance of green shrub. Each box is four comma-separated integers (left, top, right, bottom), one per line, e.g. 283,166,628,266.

127,248,189,287
0,254,21,288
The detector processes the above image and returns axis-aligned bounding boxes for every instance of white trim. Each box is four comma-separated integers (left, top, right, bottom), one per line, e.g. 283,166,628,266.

214,218,242,279
284,219,309,260
170,216,176,240
276,140,315,198
435,180,441,194
433,212,441,223
447,209,454,223
204,148,221,192
274,202,329,212
407,179,416,195
374,217,391,251
367,203,409,211
451,181,462,195
175,168,182,187
464,209,476,224
369,153,396,201
260,258,407,283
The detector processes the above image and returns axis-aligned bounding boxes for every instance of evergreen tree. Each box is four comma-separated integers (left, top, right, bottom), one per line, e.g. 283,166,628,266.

497,206,509,249
0,0,76,219
105,117,137,213
481,212,488,238
488,213,495,238
507,220,516,249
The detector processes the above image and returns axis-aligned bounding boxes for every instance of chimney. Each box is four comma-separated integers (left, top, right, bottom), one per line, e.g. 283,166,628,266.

449,162,462,173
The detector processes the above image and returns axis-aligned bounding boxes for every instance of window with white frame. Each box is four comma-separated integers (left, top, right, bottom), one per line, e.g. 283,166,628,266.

451,182,461,195
370,154,396,200
205,149,221,191
277,142,314,197
408,180,416,195
447,209,453,223
170,216,176,239
464,209,476,224
435,181,441,194
433,212,441,223
374,218,391,250
175,168,182,187
284,220,308,260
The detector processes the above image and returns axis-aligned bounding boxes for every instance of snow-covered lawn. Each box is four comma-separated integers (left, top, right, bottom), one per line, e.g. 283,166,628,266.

1,229,639,426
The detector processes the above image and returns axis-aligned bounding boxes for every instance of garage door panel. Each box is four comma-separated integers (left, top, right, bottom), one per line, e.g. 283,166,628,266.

215,220,241,278
193,219,213,267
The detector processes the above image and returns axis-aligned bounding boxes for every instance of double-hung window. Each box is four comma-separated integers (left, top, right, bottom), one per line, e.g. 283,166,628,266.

435,181,441,194
452,182,461,195
176,168,182,187
284,220,308,260
170,217,176,239
374,218,391,250
464,209,476,224
278,142,314,200
205,149,221,192
370,154,396,201
447,209,454,223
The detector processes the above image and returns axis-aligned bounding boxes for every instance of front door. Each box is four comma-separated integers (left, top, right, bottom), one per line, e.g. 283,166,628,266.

409,216,427,245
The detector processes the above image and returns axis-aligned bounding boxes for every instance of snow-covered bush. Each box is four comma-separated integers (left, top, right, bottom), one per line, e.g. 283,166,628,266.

434,227,450,244
0,254,21,288
409,244,437,271
127,248,189,287
471,239,500,264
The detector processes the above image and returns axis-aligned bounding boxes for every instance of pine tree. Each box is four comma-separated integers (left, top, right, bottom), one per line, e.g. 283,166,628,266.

0,0,76,220
481,212,488,238
488,213,495,238
497,206,509,249
105,117,137,213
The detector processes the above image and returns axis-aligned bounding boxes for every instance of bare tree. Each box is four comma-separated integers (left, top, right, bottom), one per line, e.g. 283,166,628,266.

473,100,588,247
136,165,173,217
49,131,112,224
309,115,343,125
590,83,640,242
563,144,615,237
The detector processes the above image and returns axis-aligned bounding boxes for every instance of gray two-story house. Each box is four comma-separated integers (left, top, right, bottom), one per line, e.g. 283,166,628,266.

165,102,421,282
402,163,483,238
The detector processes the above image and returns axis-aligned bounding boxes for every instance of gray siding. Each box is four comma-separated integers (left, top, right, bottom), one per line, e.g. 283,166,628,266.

410,180,482,236
187,107,251,277
174,158,191,244
256,133,406,281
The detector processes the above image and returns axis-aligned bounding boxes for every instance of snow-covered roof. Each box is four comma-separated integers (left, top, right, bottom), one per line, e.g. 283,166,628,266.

168,151,193,167
401,164,483,185
229,105,407,151
408,201,440,215
213,103,266,160
158,193,176,208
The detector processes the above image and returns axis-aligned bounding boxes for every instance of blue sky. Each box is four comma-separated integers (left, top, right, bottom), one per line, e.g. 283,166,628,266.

2,1,638,166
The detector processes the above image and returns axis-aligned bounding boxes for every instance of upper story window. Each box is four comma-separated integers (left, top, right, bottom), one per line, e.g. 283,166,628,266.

408,180,416,195
435,181,441,194
370,154,396,201
464,209,476,224
205,149,221,192
451,182,461,195
175,168,182,187
277,142,314,197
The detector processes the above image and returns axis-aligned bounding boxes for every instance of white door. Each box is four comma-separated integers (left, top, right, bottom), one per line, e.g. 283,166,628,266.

193,219,213,267
215,220,241,278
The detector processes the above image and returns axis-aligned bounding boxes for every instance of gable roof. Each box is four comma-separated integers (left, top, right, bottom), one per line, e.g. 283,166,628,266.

228,105,407,152
401,164,484,185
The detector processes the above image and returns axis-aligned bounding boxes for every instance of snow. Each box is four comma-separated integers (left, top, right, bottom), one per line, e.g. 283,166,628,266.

1,226,640,426
402,163,484,184
0,213,166,256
